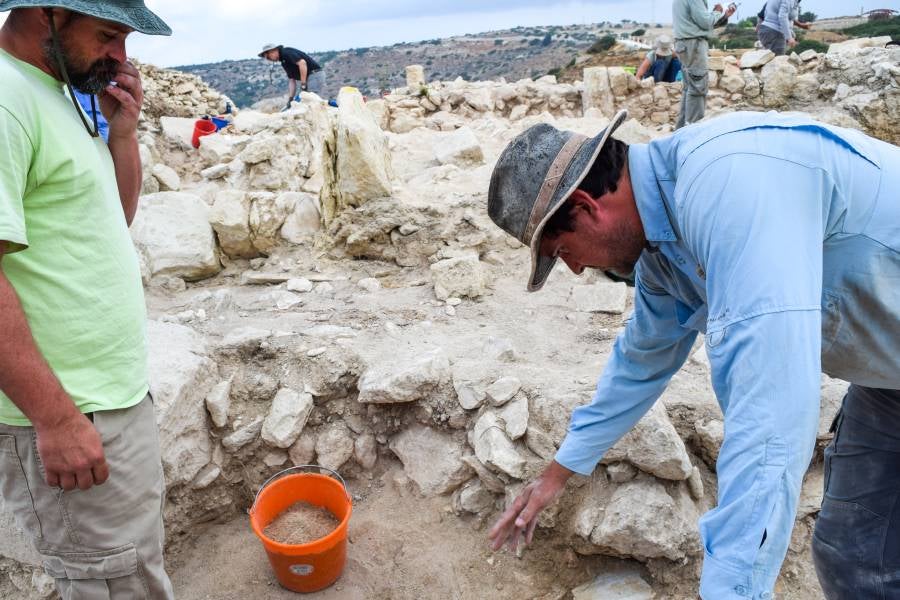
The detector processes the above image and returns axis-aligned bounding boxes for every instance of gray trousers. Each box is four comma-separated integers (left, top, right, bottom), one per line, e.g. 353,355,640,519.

0,396,174,599
674,37,709,130
812,385,900,598
758,25,787,56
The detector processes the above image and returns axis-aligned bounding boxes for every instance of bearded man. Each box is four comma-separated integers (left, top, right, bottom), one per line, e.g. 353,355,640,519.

0,1,174,598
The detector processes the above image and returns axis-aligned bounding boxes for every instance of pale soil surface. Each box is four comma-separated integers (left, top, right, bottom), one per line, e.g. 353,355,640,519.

169,464,637,600
263,501,340,545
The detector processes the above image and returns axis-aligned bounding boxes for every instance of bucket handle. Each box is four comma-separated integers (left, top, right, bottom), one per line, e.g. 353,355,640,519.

250,465,350,514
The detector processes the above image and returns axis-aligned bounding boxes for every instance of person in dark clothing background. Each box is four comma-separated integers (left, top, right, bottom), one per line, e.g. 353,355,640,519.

258,43,326,110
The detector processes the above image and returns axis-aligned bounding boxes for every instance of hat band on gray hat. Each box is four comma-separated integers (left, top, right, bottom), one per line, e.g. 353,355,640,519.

521,132,588,245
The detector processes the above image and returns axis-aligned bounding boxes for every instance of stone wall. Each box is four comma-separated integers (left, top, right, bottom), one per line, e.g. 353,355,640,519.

381,42,900,144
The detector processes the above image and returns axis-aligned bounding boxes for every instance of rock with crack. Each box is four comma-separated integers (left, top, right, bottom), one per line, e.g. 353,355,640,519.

205,378,233,428
760,56,798,108
152,163,181,192
249,191,294,254
497,393,529,440
485,376,522,407
209,190,256,258
261,388,314,448
390,425,473,496
357,348,452,404
147,320,217,485
320,88,394,224
434,126,484,167
354,434,378,469
602,402,693,481
280,192,322,243
131,192,221,281
315,422,355,470
587,476,700,561
430,253,487,301
740,49,775,69
582,67,615,117
471,411,526,479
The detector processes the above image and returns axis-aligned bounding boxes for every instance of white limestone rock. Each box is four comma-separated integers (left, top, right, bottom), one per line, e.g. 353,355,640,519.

209,190,255,258
582,67,615,117
485,376,522,407
147,320,217,485
357,348,452,404
406,65,426,88
354,434,378,470
205,378,233,428
434,126,484,167
760,56,798,107
261,388,314,448
739,49,775,69
280,192,322,242
390,425,473,496
430,253,486,301
471,411,526,479
603,402,693,481
131,192,221,281
589,477,700,561
320,88,394,224
237,136,280,165
152,163,181,192
315,422,355,471
498,393,529,440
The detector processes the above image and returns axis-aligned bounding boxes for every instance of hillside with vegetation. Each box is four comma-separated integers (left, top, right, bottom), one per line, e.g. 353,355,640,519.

176,21,666,106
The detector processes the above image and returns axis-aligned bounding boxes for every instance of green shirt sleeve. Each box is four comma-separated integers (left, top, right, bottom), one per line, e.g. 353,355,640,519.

0,105,31,253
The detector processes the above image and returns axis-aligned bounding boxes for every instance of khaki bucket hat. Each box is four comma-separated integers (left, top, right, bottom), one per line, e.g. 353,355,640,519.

487,110,629,292
0,0,172,36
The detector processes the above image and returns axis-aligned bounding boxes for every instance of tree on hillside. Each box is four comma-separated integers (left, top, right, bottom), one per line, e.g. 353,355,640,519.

542,33,553,46
632,28,646,36
588,34,617,53
799,11,817,23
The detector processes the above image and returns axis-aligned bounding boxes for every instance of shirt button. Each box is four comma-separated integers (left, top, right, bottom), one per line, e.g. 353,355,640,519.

734,585,747,595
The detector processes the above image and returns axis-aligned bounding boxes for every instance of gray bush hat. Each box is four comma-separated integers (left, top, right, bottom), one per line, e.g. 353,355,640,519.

258,43,281,58
487,109,629,292
0,0,172,36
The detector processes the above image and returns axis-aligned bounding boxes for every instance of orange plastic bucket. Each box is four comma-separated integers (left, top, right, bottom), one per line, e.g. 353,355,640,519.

191,119,217,149
250,466,352,593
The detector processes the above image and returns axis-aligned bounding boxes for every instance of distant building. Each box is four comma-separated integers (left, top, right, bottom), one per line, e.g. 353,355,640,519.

864,9,898,21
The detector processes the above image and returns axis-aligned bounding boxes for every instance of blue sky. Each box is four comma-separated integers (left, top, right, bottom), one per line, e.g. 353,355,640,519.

2,1,898,67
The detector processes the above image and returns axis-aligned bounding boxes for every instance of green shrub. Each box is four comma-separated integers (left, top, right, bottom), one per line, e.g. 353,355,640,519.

841,16,900,41
588,34,617,53
632,28,646,37
794,39,829,54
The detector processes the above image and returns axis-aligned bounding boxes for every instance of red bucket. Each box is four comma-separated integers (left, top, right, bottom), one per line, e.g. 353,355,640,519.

191,119,217,149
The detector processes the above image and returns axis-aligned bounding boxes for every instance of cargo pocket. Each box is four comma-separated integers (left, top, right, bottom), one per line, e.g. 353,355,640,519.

687,67,709,96
0,433,43,538
42,543,150,600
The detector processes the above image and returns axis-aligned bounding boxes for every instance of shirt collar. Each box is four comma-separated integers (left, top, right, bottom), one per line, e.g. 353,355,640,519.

628,144,677,245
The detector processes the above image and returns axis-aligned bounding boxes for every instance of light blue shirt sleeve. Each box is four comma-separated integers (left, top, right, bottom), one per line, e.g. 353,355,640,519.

681,152,825,598
555,264,698,475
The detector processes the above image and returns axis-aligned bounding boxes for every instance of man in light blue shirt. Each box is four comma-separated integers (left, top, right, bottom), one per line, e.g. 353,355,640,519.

486,109,900,599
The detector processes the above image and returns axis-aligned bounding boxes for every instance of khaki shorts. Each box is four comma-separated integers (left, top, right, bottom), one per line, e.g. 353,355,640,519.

0,395,174,599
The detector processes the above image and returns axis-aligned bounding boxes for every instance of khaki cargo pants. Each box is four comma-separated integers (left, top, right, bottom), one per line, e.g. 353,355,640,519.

0,396,175,599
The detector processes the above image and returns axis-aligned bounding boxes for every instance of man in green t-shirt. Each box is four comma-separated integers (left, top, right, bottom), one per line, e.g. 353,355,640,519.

0,1,174,597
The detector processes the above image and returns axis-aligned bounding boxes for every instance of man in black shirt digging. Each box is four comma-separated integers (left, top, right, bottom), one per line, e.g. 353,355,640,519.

259,43,326,110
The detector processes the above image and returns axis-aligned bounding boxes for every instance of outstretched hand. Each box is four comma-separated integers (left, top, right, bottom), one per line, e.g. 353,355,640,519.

488,461,573,552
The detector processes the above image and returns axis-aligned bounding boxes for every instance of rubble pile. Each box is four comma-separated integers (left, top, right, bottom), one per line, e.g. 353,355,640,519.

2,41,894,599
137,60,235,123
